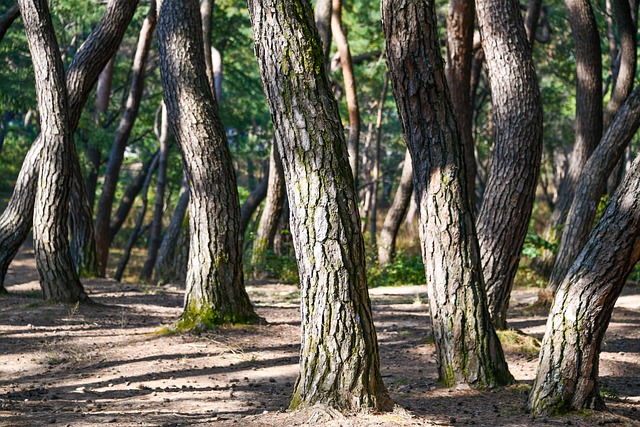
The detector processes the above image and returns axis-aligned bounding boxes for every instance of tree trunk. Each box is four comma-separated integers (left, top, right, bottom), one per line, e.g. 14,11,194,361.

251,140,285,270
0,4,19,45
475,0,544,329
95,2,157,277
240,160,269,235
273,197,291,256
383,0,513,388
529,155,640,415
445,0,475,210
332,0,360,184
200,0,215,96
524,0,543,46
70,158,99,277
0,0,139,289
549,87,640,290
314,0,332,65
368,76,389,254
19,0,88,302
140,104,170,282
247,0,391,411
158,0,261,327
378,149,413,266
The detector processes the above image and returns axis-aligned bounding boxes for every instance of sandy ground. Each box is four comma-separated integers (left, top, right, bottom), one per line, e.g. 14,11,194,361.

1,246,639,426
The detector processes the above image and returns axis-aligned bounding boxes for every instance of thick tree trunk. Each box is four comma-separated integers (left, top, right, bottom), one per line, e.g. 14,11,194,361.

475,0,544,329
19,0,87,302
140,104,170,282
445,0,475,210
240,160,269,235
95,2,157,277
158,0,260,327
247,0,391,411
383,0,513,388
332,0,360,184
0,0,139,290
549,87,640,290
378,149,413,266
251,141,285,270
529,155,640,415
0,4,19,45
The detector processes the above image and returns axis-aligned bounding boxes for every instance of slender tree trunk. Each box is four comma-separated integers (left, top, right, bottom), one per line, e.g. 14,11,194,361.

369,76,389,253
251,140,286,270
70,158,99,277
383,0,513,388
247,0,391,411
446,0,476,210
0,4,19,45
140,104,170,282
529,155,640,415
240,159,269,235
378,149,413,266
158,0,261,326
525,0,543,46
475,0,544,329
315,0,332,65
19,0,87,301
95,2,157,277
200,0,215,96
549,87,640,290
0,0,139,290
332,0,361,184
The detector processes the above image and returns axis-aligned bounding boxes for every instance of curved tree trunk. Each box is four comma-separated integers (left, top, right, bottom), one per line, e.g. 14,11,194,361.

0,4,19,45
332,0,360,183
549,87,640,290
95,2,157,277
19,0,87,302
529,155,640,415
378,149,413,266
247,0,391,411
158,0,260,327
0,0,139,290
251,140,285,270
383,0,513,388
445,0,475,210
475,0,544,329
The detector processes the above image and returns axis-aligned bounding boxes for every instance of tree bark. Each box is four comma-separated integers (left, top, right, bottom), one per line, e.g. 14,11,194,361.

549,87,640,290
70,158,99,278
158,0,261,326
332,0,360,184
446,0,476,210
315,0,332,65
19,0,87,302
247,0,391,411
525,0,543,46
529,155,640,415
0,4,19,45
95,1,157,277
383,0,513,388
378,149,413,266
0,0,139,290
475,0,544,329
368,76,389,253
200,0,215,96
251,140,286,270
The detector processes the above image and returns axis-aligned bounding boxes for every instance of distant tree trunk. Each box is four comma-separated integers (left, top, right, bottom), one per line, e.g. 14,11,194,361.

0,4,19,45
378,149,413,266
251,140,285,270
542,0,603,275
247,0,392,411
549,87,640,290
158,0,261,326
70,158,98,277
529,155,640,415
273,197,291,256
95,2,157,277
154,180,189,285
332,0,360,184
200,0,215,95
475,0,544,329
445,0,475,210
314,0,332,65
0,0,139,290
524,0,543,45
240,160,269,235
140,104,170,282
383,0,513,388
19,0,88,301
369,76,389,254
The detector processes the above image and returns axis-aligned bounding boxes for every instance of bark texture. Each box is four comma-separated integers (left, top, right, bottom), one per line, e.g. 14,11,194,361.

95,2,156,277
247,0,391,411
529,155,640,415
378,149,413,267
475,0,544,329
314,0,332,64
382,0,513,388
158,0,260,326
0,0,139,289
549,87,640,289
19,0,87,301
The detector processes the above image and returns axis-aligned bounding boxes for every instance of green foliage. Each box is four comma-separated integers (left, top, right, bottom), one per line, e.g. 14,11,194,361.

522,233,558,259
367,251,425,288
496,329,542,357
248,249,299,284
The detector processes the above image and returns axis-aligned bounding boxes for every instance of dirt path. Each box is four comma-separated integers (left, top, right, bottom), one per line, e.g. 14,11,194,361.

1,247,639,426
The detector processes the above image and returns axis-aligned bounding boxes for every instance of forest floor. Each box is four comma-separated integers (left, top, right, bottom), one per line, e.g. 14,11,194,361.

1,246,640,427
